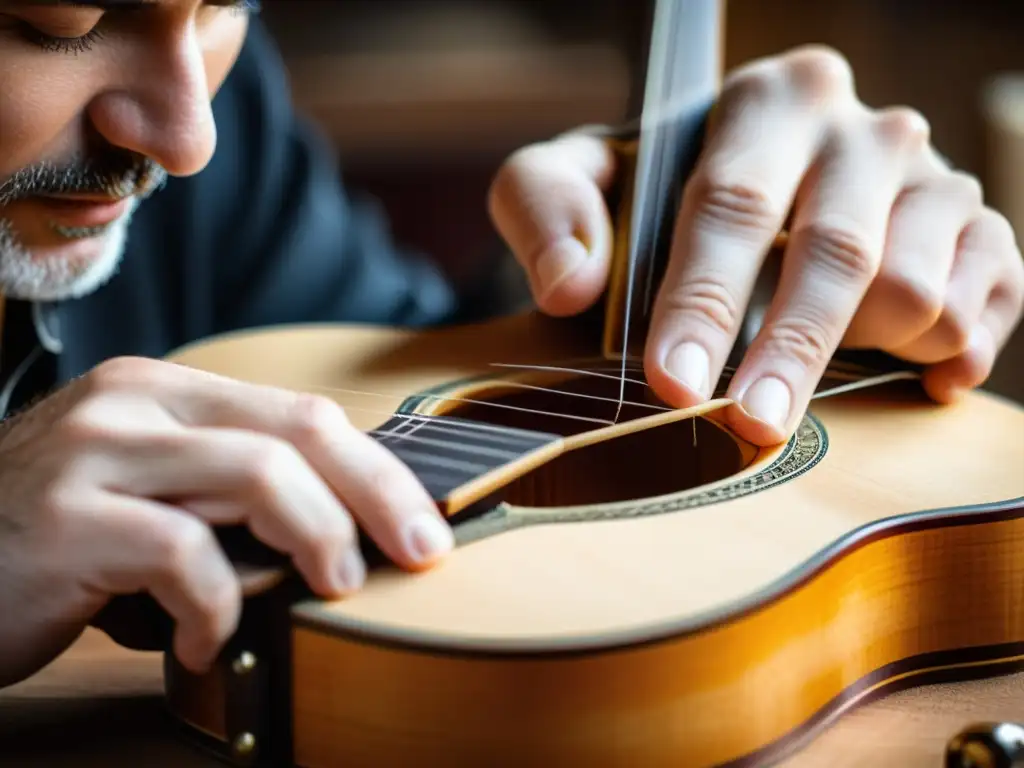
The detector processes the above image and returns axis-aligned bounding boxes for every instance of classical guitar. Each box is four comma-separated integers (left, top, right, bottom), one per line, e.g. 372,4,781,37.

87,0,1023,766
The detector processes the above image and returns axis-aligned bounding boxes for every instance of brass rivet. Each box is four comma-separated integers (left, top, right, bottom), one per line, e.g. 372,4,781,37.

232,651,256,675
233,732,256,756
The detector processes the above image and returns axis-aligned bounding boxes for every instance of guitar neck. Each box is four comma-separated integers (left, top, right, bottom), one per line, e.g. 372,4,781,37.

368,413,562,517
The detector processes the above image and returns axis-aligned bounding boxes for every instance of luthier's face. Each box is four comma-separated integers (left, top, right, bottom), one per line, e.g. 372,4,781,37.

0,1,252,301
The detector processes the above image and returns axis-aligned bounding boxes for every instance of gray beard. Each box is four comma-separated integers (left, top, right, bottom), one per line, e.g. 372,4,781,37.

0,198,138,302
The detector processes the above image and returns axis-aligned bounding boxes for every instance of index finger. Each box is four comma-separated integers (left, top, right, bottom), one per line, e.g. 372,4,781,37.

153,363,455,572
642,79,826,411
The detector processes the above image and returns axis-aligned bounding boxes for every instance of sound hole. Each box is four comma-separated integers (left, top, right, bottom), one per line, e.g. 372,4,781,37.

436,369,750,508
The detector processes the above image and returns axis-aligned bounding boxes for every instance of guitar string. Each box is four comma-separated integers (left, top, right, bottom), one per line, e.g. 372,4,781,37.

356,370,919,463
371,424,522,463
326,382,658,435
368,418,540,452
613,0,676,425
475,379,672,411
306,380,685,438
362,404,694,474
314,357,907,455
302,373,686,456
483,366,699,451
303,373,708,461
488,362,650,389
304,357,692,442
294,404,559,463
641,0,680,320
336,406,559,441
361,381,673,452
305,383,616,427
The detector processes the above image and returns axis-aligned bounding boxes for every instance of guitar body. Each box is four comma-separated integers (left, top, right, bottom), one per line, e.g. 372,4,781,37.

156,310,1024,768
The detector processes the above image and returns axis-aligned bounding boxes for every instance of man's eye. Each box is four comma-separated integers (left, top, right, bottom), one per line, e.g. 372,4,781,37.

18,23,105,54
8,0,261,55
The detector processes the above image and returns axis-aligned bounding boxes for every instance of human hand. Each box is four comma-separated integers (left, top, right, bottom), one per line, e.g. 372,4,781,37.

0,357,453,687
489,46,1024,445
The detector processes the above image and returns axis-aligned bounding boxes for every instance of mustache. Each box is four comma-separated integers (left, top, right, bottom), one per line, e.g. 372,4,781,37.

0,148,167,206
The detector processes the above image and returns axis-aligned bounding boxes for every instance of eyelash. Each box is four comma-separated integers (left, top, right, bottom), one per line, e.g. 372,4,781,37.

21,0,262,55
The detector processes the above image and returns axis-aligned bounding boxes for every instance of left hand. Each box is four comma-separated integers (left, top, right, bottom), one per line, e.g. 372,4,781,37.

488,45,1024,446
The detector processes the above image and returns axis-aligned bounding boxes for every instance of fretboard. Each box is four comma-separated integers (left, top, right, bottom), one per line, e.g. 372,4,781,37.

368,414,562,503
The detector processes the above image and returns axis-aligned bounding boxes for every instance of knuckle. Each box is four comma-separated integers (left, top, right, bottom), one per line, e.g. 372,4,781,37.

362,463,402,515
1010,251,1024,298
243,439,300,495
58,399,114,446
151,517,214,586
979,207,1019,248
320,503,358,547
354,453,417,530
932,306,973,353
488,145,545,208
782,45,855,101
722,60,784,105
182,577,238,651
873,106,930,149
877,272,945,328
689,171,780,237
660,279,743,337
800,221,879,281
203,578,241,633
487,143,587,245
36,483,78,526
287,392,348,446
760,318,837,370
487,158,519,217
84,356,163,393
945,171,984,208
996,251,1024,315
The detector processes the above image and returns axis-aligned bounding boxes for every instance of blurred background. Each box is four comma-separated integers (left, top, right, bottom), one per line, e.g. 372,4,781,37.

258,0,1024,402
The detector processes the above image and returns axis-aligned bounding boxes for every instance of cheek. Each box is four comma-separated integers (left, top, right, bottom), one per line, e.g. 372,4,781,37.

0,62,92,182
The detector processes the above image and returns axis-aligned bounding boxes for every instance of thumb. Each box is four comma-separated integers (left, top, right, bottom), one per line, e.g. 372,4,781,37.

488,132,619,316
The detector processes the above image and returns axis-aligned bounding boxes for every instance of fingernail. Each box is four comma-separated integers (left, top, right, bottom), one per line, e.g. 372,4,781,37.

664,342,710,398
535,236,588,297
404,514,455,564
741,376,792,433
337,548,366,592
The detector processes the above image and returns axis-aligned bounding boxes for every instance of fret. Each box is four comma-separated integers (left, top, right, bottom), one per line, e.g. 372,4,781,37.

368,414,561,502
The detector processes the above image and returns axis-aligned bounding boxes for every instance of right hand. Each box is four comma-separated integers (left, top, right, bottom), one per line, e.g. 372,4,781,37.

0,356,454,687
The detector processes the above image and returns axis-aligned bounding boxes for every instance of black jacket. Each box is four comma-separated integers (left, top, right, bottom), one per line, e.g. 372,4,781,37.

0,20,463,417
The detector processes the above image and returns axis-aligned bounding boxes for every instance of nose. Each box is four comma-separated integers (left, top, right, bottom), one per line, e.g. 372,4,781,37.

87,30,217,178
